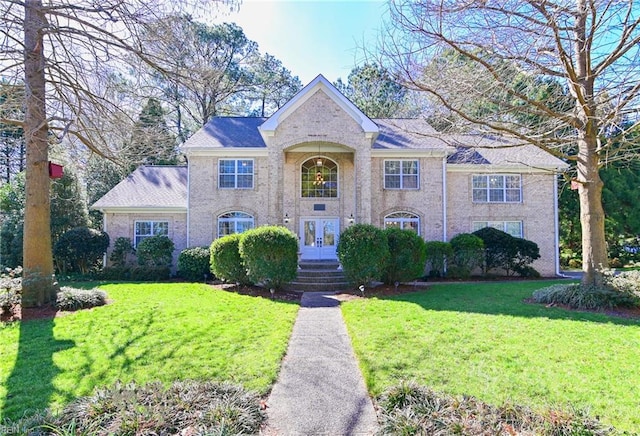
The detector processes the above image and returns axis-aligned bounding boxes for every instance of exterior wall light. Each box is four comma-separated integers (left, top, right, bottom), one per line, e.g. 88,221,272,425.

284,213,290,224
348,213,355,224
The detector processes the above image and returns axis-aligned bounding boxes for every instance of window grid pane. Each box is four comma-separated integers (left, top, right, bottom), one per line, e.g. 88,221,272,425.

472,175,521,203
384,212,420,235
384,160,419,189
301,159,338,198
219,159,254,189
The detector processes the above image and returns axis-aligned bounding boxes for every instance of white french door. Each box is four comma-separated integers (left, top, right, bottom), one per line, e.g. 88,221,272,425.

300,218,339,260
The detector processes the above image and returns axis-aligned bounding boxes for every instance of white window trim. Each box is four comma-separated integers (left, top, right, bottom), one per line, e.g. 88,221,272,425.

472,174,522,203
300,157,339,198
134,220,169,247
219,159,254,189
384,211,421,235
473,220,523,238
384,159,420,190
217,211,255,238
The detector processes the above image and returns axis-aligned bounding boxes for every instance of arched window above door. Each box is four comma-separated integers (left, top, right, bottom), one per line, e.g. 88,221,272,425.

301,157,338,198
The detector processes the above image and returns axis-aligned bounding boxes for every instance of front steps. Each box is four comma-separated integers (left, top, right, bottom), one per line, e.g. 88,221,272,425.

286,260,351,292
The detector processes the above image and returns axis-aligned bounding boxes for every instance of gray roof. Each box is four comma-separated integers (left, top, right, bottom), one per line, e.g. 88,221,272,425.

373,118,453,151
181,117,267,149
91,166,187,210
181,116,454,151
446,135,567,168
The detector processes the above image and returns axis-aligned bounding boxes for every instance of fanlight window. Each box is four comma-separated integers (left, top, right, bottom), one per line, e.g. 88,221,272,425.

217,211,254,237
301,158,338,198
384,212,420,234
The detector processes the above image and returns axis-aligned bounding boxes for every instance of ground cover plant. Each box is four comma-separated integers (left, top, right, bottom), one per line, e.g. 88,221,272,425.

5,380,265,435
0,282,298,421
341,280,640,432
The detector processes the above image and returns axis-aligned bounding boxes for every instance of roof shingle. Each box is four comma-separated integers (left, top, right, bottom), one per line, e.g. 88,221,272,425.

91,166,187,210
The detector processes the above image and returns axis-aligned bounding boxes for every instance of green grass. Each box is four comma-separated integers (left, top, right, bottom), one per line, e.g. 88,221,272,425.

0,282,299,421
341,280,640,432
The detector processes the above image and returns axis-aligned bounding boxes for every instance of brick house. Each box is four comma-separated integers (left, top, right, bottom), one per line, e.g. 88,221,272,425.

92,74,568,276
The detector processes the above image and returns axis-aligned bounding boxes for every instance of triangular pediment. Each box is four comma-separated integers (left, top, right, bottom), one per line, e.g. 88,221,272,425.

259,74,378,141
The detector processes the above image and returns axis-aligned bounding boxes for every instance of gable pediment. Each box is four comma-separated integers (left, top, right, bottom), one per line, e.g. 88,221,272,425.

259,74,378,143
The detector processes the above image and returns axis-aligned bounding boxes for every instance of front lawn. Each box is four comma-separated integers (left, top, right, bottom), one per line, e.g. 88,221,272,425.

341,280,640,432
0,282,299,421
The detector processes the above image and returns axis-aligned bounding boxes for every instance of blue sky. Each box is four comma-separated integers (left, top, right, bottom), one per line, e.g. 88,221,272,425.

213,0,388,85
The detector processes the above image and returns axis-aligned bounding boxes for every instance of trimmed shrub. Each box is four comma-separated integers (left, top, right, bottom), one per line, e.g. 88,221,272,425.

424,241,453,278
136,235,175,268
178,246,211,282
97,266,171,281
56,287,107,311
337,224,389,287
473,227,540,276
377,381,614,435
239,226,298,290
508,238,541,276
7,380,266,435
532,283,639,310
210,233,251,285
53,227,110,274
473,226,514,274
109,237,135,268
383,228,427,284
449,233,484,278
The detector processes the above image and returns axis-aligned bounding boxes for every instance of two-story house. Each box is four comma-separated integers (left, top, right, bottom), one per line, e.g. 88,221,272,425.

92,74,567,276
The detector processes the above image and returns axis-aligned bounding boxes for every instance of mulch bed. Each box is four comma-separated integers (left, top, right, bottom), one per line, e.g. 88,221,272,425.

1,304,62,323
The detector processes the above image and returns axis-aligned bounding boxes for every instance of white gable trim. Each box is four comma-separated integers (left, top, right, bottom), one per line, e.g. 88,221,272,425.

259,74,379,141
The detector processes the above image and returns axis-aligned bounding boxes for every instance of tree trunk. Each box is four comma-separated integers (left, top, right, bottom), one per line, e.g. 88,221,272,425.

22,0,57,307
576,138,608,286
573,0,608,287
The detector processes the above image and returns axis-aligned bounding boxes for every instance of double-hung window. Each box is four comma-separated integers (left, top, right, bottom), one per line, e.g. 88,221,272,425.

134,221,169,247
219,159,254,189
472,174,521,202
384,160,419,189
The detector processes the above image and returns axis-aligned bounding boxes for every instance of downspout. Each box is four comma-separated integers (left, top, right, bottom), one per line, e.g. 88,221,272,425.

100,209,107,268
186,158,191,247
442,157,448,242
554,172,561,276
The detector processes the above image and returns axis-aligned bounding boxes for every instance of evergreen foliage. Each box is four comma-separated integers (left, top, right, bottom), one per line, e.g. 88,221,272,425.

136,235,175,268
424,241,453,278
473,227,540,276
337,224,389,287
238,226,298,290
109,237,135,268
449,233,484,278
53,227,109,274
210,233,251,285
178,246,211,282
382,228,427,284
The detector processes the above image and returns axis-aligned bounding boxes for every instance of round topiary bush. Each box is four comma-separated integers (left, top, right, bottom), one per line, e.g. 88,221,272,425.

178,246,211,282
210,233,251,285
337,224,389,287
53,226,110,274
449,233,484,278
136,235,175,268
383,227,427,284
238,226,298,290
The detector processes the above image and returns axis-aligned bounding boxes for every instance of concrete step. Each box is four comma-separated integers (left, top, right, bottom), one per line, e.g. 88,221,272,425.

298,260,341,270
286,281,351,292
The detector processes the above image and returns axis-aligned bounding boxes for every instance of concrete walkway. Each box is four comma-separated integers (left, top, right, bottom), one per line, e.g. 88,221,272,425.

263,292,378,435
